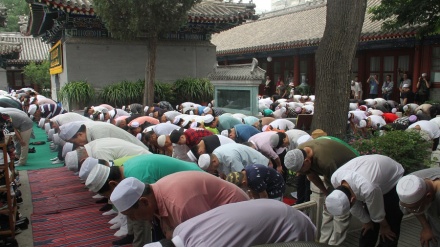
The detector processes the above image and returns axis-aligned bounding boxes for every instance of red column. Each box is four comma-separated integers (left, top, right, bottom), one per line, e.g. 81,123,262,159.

294,55,300,86
412,44,421,92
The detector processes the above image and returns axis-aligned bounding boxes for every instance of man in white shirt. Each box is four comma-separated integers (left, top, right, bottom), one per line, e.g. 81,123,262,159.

326,155,404,247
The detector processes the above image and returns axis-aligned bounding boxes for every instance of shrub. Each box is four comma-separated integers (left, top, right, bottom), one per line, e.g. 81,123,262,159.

173,77,213,104
350,130,432,174
58,81,95,110
100,80,143,107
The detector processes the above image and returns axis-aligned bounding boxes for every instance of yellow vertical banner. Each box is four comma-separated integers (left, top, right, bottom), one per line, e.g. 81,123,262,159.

49,40,63,74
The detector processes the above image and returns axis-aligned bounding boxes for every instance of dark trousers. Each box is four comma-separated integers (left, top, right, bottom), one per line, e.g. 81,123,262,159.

433,137,439,151
359,186,403,247
57,145,64,161
295,174,311,204
369,94,378,99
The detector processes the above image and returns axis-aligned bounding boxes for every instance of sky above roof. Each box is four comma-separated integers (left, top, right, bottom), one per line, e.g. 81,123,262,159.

232,0,272,13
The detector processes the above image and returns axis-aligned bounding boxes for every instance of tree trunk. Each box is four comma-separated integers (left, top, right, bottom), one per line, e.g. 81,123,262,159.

144,33,158,107
312,0,367,139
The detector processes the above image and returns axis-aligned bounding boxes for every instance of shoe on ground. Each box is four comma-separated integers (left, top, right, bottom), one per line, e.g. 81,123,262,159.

110,221,122,230
28,148,36,153
49,157,58,161
114,223,128,237
95,197,108,204
99,203,113,212
51,158,64,164
102,209,117,216
92,194,104,199
112,234,134,245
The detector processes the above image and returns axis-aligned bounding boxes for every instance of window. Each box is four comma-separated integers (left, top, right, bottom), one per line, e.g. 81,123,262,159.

216,89,251,111
383,56,394,82
398,55,410,73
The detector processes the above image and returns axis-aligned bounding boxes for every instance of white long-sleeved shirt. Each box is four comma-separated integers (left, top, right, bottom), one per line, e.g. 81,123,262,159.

331,155,404,223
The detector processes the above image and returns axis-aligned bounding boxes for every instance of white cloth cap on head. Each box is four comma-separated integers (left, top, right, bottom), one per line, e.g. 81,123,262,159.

53,133,61,145
262,125,269,131
62,142,74,158
44,122,51,133
358,120,367,128
85,164,110,193
190,121,198,128
422,73,427,77
157,135,166,147
187,150,197,162
131,121,140,128
396,175,426,204
99,113,104,121
48,129,55,141
59,122,83,141
182,119,190,127
203,107,211,114
198,154,211,170
221,130,228,137
144,106,149,113
403,84,409,88
403,105,408,112
136,133,142,140
38,118,45,129
325,190,351,216
284,149,304,172
173,116,181,125
110,177,145,212
65,151,79,172
297,135,312,145
391,108,397,114
204,114,214,124
28,104,37,115
79,157,99,180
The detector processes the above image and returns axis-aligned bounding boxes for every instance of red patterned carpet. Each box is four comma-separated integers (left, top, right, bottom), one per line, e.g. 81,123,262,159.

28,167,118,247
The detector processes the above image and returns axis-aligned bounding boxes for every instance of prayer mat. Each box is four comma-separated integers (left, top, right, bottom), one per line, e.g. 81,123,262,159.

16,123,64,171
29,168,118,246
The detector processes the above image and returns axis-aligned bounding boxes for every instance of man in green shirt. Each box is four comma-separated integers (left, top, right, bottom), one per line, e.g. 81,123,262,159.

284,138,358,246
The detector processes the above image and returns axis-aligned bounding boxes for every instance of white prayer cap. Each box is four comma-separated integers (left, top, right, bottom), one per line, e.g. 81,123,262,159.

99,113,104,121
85,164,110,193
44,123,51,133
143,126,154,133
221,130,228,137
203,107,211,114
262,125,269,131
79,157,99,180
62,142,74,158
29,97,35,103
144,106,149,113
403,84,410,88
203,114,214,124
297,135,312,145
48,129,55,141
59,122,83,141
403,105,409,112
28,104,38,115
391,108,397,114
280,107,286,113
198,154,211,170
65,151,79,172
53,133,61,145
157,135,166,147
190,121,198,129
110,177,145,213
187,150,197,162
38,118,45,129
130,121,140,128
136,133,142,140
358,120,367,128
325,189,350,216
284,149,304,172
396,175,426,204
172,116,181,125
422,73,427,77
181,119,190,127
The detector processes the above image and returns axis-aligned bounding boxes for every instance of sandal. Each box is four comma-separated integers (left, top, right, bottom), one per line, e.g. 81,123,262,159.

30,141,46,145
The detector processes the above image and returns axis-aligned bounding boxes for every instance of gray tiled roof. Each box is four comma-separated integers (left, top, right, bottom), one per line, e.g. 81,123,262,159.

0,33,50,64
40,0,255,22
208,59,266,81
211,0,418,55
0,41,21,55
